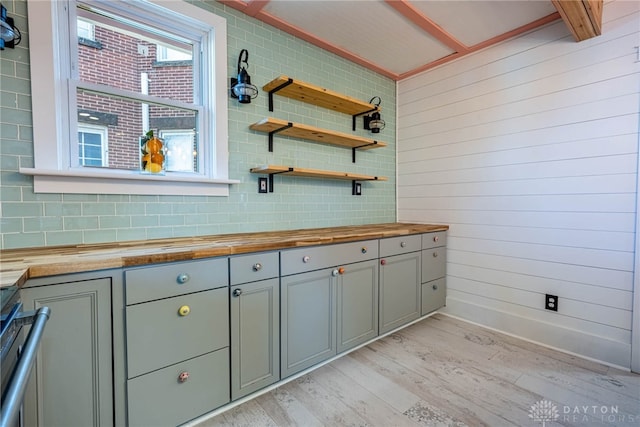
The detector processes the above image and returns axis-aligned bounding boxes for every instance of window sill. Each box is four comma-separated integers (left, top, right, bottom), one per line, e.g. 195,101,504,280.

20,168,240,196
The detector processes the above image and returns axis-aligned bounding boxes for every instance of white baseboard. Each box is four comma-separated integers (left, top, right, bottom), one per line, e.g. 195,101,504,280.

442,298,631,371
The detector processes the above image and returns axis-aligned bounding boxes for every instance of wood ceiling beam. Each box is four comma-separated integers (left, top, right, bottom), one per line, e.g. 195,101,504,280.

551,0,603,41
244,0,269,17
384,0,469,53
216,0,269,17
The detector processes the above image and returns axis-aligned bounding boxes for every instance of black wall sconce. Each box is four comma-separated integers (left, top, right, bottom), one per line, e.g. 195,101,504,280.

363,96,385,134
230,49,258,104
0,3,21,50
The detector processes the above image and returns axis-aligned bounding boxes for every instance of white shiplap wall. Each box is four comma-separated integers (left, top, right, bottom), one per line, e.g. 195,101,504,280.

397,0,640,369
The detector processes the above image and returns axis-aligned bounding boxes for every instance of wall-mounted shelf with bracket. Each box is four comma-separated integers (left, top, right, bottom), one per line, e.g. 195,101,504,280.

249,117,386,162
263,76,380,130
250,165,387,195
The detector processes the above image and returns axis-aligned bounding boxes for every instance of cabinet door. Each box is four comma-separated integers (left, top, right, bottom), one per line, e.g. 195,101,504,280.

379,251,421,334
337,260,378,353
281,268,336,378
22,278,113,427
231,278,280,400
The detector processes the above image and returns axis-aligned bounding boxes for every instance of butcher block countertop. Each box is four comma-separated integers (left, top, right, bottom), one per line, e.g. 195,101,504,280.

0,223,448,289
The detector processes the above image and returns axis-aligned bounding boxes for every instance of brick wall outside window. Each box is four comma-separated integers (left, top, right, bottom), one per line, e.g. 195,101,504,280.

77,26,193,170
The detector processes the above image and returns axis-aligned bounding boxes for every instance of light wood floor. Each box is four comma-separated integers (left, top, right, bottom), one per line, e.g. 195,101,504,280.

197,314,640,427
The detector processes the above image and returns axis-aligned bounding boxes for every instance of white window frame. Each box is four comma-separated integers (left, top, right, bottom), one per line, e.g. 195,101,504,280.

22,0,237,196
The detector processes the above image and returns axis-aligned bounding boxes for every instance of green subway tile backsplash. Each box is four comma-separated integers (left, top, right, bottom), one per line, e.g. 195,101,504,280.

0,0,396,249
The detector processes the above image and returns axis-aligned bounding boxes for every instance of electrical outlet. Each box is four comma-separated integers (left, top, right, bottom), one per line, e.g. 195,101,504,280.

545,294,558,311
258,177,268,193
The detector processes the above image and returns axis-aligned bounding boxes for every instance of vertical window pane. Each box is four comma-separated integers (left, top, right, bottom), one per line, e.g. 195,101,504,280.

77,88,198,172
76,7,194,103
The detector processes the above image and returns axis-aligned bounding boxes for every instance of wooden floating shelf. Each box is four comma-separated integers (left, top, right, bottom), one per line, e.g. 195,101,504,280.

249,117,386,162
250,165,387,195
250,165,387,181
263,76,379,130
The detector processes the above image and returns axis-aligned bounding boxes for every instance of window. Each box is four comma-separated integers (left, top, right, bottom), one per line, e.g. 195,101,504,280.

78,124,108,167
76,18,94,41
156,45,192,62
24,0,235,196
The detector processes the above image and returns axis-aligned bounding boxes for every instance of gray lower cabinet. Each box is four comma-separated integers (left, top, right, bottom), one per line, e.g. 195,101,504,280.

337,259,378,353
14,230,446,427
21,276,114,427
281,267,336,378
281,258,379,378
379,251,422,334
230,278,280,400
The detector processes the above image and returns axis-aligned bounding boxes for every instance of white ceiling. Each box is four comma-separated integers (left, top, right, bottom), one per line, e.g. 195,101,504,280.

218,0,562,80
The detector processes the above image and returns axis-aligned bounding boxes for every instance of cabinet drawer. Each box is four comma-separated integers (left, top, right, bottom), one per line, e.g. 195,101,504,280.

421,278,446,315
281,239,378,276
127,348,230,427
125,257,228,305
379,235,421,257
422,247,446,283
126,287,229,378
422,231,446,249
230,251,279,285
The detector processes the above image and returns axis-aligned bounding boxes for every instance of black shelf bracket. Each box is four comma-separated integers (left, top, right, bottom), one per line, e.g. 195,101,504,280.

266,168,293,193
268,123,293,152
268,78,294,112
352,107,379,131
351,141,380,163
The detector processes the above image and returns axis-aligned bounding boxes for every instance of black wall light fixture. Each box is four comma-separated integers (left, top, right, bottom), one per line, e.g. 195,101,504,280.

230,49,258,104
0,3,20,50
363,96,385,134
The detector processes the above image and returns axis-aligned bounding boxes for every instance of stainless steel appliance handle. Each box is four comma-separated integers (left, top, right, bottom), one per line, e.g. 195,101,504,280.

0,306,51,427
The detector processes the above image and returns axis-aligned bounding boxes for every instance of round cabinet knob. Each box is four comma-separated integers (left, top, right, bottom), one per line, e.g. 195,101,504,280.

177,371,190,383
380,259,386,266
433,236,439,243
178,305,190,316
332,269,339,277
432,284,439,290
338,267,345,275
302,255,311,263
253,263,262,272
233,289,243,297
433,251,438,258
361,247,367,254
176,273,190,284
400,241,406,248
